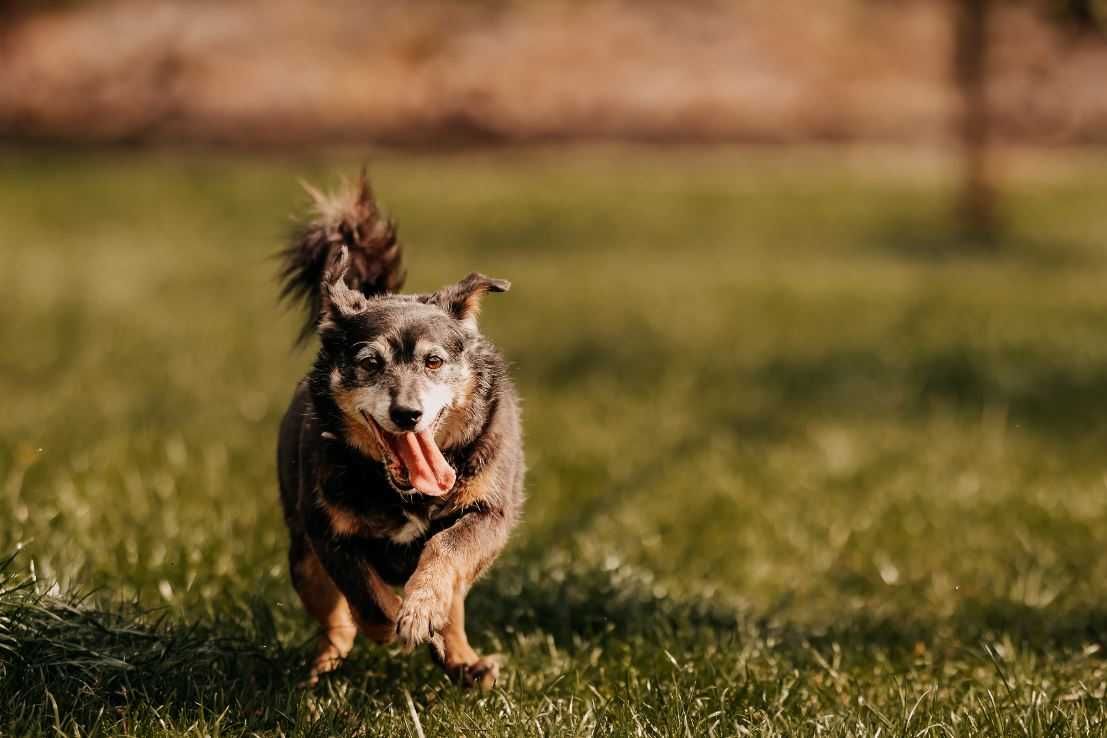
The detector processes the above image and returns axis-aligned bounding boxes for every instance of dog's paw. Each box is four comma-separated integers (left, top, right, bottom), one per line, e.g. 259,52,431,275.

395,587,449,650
460,656,501,691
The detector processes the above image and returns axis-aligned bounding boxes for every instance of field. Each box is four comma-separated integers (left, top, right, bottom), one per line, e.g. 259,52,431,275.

3,146,1107,736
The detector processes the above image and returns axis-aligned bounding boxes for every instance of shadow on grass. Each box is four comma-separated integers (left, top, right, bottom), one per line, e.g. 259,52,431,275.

517,315,1107,442
749,345,1107,437
6,550,1107,733
473,553,1107,653
524,329,1107,440
0,566,309,733
867,212,1094,268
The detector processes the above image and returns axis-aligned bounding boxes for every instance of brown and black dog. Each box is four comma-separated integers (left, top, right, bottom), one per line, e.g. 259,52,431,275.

276,173,524,689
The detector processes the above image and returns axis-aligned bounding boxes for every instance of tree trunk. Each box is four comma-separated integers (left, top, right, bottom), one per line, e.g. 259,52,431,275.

1061,0,1098,30
954,0,998,247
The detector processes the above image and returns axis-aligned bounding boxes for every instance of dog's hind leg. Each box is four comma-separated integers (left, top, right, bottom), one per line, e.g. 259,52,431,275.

290,536,360,685
432,581,500,690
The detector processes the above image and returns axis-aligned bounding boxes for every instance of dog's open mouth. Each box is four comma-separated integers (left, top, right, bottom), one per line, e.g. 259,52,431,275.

361,410,456,496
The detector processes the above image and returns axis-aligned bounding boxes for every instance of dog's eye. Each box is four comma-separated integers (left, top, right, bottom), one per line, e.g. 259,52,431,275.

359,355,382,372
425,355,444,371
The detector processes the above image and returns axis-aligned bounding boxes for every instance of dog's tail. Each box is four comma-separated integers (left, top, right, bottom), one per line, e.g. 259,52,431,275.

279,170,406,343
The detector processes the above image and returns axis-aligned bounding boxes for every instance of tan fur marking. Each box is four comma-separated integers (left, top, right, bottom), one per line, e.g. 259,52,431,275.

436,373,477,450
440,581,479,668
450,466,496,510
329,367,385,460
303,533,403,641
362,564,404,624
341,413,383,460
321,501,369,537
429,562,500,690
390,512,430,545
293,547,358,683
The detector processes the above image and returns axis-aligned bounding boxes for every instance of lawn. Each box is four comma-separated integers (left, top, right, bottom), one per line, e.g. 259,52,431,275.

3,145,1107,736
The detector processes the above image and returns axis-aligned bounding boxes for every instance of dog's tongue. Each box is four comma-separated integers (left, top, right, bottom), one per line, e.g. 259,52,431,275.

394,430,455,496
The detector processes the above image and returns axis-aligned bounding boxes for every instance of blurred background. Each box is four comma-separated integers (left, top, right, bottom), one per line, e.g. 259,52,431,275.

4,1,1107,735
4,0,1107,147
4,0,1107,243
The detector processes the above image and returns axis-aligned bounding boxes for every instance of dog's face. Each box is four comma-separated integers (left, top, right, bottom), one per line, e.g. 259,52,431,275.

319,249,508,496
327,299,471,436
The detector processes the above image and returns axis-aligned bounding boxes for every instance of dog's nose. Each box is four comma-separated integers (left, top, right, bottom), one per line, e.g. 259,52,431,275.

390,405,423,430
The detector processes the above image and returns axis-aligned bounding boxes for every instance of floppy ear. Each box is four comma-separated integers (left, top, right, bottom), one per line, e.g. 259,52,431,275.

319,245,369,329
426,272,511,329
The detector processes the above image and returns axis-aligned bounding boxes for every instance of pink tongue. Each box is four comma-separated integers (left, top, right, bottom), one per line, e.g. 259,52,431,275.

393,430,456,496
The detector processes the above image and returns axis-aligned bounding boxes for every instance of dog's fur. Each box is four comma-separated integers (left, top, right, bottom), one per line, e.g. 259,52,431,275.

276,173,524,689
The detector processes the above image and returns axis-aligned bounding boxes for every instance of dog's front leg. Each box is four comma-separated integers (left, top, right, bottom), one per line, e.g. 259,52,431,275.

395,508,510,652
305,506,402,643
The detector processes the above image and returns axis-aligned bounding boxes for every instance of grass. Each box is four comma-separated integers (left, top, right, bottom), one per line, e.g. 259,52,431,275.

3,145,1107,735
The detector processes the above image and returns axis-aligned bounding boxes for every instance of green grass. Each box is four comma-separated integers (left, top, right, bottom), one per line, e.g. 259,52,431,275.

3,145,1107,736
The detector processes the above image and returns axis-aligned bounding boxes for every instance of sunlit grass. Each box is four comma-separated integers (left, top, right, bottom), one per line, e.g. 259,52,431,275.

3,145,1107,735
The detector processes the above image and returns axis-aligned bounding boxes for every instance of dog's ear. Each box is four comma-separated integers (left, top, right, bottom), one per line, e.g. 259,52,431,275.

425,272,511,329
319,245,369,329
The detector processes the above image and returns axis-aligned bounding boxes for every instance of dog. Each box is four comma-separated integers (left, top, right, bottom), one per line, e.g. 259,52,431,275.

276,172,524,689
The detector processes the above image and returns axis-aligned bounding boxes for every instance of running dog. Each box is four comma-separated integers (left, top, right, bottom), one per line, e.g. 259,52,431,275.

276,173,523,689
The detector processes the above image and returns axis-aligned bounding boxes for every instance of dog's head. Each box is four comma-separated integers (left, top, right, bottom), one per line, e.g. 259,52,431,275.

317,246,509,496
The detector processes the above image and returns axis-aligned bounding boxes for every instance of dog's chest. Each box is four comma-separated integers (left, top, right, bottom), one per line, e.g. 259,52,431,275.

388,510,430,544
354,504,435,544
320,467,447,544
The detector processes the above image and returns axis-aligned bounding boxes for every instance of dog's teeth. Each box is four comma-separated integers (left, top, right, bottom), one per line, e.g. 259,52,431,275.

320,431,337,440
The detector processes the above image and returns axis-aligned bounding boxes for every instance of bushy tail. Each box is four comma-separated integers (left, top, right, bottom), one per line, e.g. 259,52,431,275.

279,171,406,343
